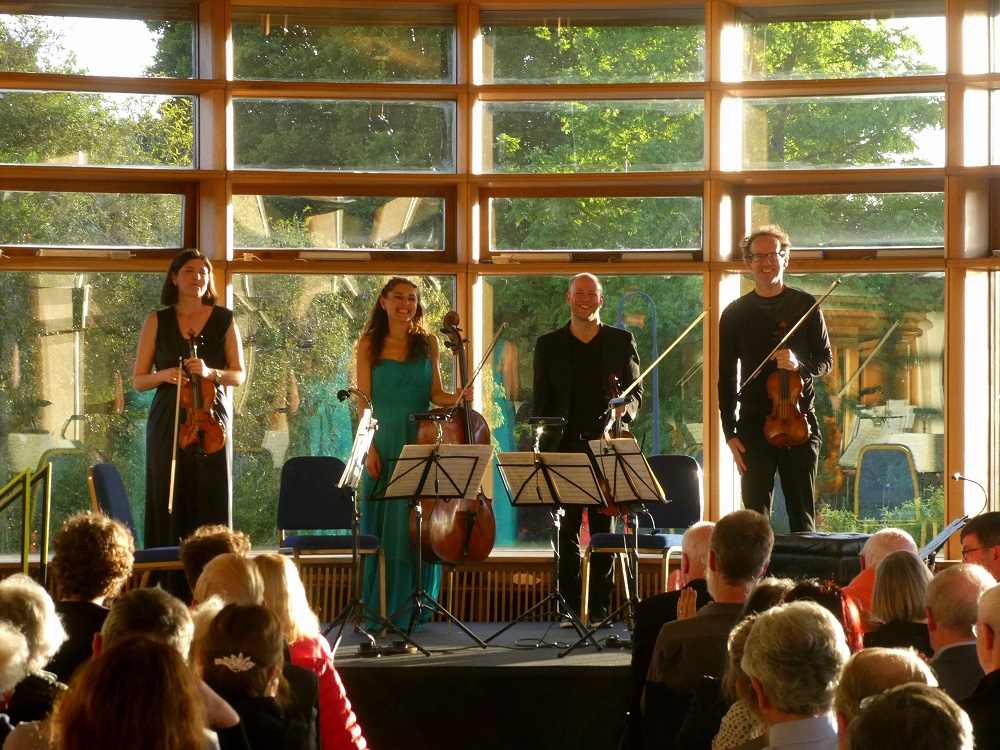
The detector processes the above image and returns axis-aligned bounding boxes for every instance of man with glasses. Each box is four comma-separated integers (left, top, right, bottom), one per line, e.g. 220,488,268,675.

718,225,833,532
959,513,1000,581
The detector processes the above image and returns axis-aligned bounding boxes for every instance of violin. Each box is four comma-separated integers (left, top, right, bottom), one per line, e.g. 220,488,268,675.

408,312,496,565
178,333,226,455
763,366,810,447
598,374,636,517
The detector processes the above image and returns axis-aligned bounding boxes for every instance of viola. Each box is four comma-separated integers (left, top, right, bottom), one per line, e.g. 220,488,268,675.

764,367,810,447
408,312,496,565
178,332,226,455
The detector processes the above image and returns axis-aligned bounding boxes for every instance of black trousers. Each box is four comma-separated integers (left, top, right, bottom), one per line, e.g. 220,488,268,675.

736,412,821,532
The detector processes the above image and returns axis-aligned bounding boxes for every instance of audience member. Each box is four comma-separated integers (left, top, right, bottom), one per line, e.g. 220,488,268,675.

254,554,366,750
834,646,937,747
643,510,774,750
926,564,995,701
193,553,265,607
201,604,313,750
783,580,864,653
45,512,134,683
959,512,1000,582
626,522,714,749
862,550,933,657
960,583,1000,749
705,615,766,750
741,600,849,750
843,528,917,628
180,525,252,593
0,621,30,743
0,575,67,725
847,683,973,750
54,635,211,750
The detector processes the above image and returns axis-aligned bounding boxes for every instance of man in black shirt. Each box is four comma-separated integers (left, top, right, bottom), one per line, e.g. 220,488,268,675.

532,273,642,625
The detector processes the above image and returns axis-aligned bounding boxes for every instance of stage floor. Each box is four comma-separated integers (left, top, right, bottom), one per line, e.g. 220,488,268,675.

332,619,633,750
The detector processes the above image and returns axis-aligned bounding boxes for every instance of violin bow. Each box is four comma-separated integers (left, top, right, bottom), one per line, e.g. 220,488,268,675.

167,355,184,513
448,322,507,409
835,319,900,399
737,277,841,396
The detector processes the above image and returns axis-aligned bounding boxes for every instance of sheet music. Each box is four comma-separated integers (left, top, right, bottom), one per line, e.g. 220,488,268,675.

379,443,493,500
497,452,603,506
588,438,666,504
339,408,377,490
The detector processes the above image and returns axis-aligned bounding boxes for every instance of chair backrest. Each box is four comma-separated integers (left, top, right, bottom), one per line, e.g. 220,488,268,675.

87,463,139,539
855,443,919,517
275,456,350,532
644,454,703,531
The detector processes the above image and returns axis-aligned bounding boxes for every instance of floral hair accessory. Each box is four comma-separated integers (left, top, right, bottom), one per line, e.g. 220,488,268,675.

213,653,255,672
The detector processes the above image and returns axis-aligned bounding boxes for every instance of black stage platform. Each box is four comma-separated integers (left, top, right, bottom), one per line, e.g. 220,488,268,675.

333,620,632,750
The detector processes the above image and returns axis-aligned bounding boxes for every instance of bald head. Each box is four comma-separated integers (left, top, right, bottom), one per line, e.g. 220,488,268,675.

861,528,917,570
681,522,714,584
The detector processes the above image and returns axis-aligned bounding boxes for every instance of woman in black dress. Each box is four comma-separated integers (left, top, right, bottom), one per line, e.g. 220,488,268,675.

133,249,245,549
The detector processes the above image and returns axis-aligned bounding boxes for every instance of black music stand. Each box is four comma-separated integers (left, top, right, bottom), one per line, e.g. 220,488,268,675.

559,437,666,657
485,424,605,648
376,429,491,650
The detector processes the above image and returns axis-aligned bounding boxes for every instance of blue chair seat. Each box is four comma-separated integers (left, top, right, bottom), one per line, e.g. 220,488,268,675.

589,532,682,551
134,547,183,565
283,533,380,551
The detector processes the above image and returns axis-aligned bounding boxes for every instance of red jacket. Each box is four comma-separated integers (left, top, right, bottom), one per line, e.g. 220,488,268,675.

289,636,366,750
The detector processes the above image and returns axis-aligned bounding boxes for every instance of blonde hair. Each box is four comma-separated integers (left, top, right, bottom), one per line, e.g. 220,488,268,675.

870,550,932,624
0,574,66,673
253,553,320,643
193,552,264,606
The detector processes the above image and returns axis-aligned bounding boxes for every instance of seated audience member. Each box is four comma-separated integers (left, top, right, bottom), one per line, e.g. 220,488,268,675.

193,553,265,608
847,683,973,750
55,635,213,750
959,512,1000,582
834,647,937,748
862,550,933,658
960,583,1000,749
254,554,366,750
782,580,864,654
626,522,714,750
180,525,252,593
0,622,30,743
643,510,774,750
843,528,917,629
741,601,849,750
0,575,67,725
926,564,995,702
45,512,134,683
705,615,766,750
201,604,313,750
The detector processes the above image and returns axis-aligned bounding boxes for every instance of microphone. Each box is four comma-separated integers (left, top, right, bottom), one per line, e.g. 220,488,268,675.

336,387,372,409
337,389,351,402
953,472,989,513
528,417,567,426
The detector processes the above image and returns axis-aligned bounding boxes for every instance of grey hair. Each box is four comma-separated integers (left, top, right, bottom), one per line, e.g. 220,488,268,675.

101,586,194,661
834,647,937,723
0,620,29,694
741,600,849,716
861,528,917,568
0,574,67,673
847,683,973,750
926,564,996,632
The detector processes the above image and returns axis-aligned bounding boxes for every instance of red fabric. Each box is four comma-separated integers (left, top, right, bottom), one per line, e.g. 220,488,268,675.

289,636,366,750
843,566,877,632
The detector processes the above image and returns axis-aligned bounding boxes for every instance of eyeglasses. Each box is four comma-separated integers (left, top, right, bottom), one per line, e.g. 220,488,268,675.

962,546,983,559
748,250,786,263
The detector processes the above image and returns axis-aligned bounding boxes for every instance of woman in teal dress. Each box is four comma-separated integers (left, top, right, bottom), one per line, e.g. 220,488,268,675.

356,277,471,628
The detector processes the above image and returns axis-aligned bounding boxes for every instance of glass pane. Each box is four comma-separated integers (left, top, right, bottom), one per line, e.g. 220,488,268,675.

737,272,945,538
0,271,161,553
231,6,454,83
482,9,705,84
234,195,445,251
742,94,945,169
484,100,704,174
0,191,184,248
741,10,946,80
749,192,945,249
492,196,702,252
0,91,194,167
485,274,705,547
0,9,194,78
233,99,455,172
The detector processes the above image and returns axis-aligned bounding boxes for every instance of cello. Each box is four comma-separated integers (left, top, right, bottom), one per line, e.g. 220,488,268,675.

408,312,496,565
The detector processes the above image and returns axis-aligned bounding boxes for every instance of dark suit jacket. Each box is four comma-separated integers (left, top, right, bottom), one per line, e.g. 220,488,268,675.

931,641,984,703
532,322,641,451
961,668,1000,750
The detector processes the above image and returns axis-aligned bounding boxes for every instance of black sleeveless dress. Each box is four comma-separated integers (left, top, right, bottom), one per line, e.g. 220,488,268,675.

143,305,233,548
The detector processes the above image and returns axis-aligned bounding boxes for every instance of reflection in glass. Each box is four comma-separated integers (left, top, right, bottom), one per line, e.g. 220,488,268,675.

484,100,704,174
234,195,445,252
233,99,455,172
231,7,454,83
491,196,702,252
742,94,944,169
482,9,705,84
0,11,194,78
0,91,194,167
740,12,945,80
749,193,945,249
0,192,184,248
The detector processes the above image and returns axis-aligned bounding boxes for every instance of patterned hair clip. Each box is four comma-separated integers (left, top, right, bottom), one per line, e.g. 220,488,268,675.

213,653,255,672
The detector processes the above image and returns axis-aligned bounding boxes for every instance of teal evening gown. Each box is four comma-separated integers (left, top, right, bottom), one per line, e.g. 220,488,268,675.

360,357,441,628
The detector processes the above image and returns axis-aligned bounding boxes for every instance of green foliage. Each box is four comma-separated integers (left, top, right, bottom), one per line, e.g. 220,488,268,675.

817,484,945,548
